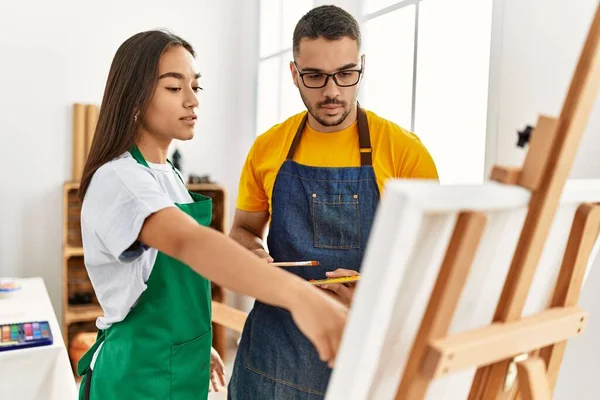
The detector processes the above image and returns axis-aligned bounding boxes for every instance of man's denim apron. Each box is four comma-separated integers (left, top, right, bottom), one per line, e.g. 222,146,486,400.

229,106,380,399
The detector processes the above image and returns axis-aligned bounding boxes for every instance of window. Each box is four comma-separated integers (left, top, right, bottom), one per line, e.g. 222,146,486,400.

362,5,416,130
256,0,314,136
362,0,494,184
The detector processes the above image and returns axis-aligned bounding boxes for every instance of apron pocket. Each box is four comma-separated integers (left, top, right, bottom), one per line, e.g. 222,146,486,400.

170,329,212,400
312,193,360,249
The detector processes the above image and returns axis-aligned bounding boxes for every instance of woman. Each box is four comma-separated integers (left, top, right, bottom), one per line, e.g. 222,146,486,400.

76,30,347,400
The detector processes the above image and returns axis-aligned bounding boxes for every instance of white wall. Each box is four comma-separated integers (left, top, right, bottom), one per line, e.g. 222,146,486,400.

486,0,600,178
486,0,600,398
0,0,258,326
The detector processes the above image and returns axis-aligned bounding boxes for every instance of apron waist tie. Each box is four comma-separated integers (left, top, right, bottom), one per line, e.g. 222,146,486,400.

77,330,105,376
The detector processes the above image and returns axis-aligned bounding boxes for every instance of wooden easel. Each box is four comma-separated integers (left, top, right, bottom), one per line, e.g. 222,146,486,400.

394,2,600,399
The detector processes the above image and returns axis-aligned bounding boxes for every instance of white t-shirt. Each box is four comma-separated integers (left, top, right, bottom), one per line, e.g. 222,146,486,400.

81,152,192,331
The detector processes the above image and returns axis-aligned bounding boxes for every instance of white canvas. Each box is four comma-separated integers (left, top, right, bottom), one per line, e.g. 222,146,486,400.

326,178,600,400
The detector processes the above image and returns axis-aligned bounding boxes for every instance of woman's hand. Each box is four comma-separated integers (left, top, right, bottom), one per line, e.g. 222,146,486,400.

288,284,349,368
208,347,226,392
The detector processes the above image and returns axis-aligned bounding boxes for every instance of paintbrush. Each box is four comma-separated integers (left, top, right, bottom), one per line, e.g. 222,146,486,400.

272,260,320,267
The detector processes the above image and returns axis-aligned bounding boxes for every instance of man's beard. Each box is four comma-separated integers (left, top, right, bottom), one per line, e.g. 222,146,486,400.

299,92,355,127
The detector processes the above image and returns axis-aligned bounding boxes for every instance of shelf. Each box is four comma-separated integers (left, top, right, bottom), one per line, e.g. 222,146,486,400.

211,301,247,334
65,304,102,324
63,181,81,191
64,246,84,258
187,183,227,192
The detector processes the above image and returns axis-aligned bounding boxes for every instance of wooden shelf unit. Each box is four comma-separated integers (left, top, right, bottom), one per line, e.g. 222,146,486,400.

62,181,230,372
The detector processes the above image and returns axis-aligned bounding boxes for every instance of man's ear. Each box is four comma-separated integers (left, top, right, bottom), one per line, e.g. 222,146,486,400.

290,61,299,88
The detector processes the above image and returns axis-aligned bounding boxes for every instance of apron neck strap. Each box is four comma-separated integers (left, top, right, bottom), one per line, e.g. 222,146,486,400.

129,144,186,185
357,106,372,166
129,144,149,167
286,105,372,166
285,114,308,161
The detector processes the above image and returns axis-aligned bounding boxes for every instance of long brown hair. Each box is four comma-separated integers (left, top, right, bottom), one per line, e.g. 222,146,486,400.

79,30,195,201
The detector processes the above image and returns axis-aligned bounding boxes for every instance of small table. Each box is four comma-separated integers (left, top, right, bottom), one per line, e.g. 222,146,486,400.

0,277,77,400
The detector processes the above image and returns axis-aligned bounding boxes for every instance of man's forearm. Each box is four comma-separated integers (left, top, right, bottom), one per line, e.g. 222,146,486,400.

229,225,265,251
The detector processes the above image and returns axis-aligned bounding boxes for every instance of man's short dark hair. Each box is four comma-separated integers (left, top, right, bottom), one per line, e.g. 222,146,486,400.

292,5,361,57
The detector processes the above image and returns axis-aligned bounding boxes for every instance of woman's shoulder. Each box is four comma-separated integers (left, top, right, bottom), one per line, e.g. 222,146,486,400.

92,152,156,189
84,152,165,211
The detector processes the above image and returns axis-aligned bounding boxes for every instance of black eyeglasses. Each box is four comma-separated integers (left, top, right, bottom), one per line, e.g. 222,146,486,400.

293,60,363,89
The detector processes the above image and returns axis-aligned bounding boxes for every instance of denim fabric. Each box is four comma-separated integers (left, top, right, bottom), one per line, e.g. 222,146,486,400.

229,158,380,400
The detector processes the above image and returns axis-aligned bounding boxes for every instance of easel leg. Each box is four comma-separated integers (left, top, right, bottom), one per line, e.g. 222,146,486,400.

469,204,600,400
395,212,487,400
516,357,552,400
540,203,600,390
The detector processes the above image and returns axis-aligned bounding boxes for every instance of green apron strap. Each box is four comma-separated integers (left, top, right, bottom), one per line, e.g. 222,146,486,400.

77,330,106,376
130,145,185,185
129,145,149,168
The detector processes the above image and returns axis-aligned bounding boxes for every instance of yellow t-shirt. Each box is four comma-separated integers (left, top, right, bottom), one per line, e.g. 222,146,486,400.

237,109,438,214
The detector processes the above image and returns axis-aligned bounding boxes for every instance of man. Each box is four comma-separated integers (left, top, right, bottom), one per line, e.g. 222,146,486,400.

228,5,438,399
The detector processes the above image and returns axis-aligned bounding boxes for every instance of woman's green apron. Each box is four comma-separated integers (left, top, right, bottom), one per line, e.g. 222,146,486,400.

77,146,214,399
